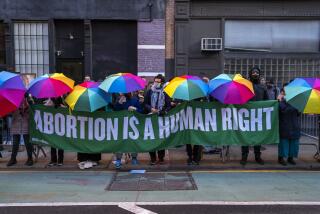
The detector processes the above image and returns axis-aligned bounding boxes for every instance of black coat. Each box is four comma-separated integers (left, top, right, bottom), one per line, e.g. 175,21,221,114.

251,83,268,101
279,100,301,140
144,89,171,114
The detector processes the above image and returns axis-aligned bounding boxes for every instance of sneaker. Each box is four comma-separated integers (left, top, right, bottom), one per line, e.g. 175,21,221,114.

192,160,199,165
7,159,17,167
278,157,287,166
47,162,57,167
115,160,122,169
255,157,264,165
131,158,139,165
57,162,63,166
91,161,99,166
287,157,296,165
25,159,33,166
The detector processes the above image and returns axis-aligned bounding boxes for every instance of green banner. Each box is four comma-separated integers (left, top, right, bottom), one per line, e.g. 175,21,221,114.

29,101,279,153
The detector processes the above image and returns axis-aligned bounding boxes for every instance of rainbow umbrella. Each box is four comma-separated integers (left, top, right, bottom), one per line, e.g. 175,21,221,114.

0,71,26,117
284,78,320,114
209,74,254,104
99,73,146,93
164,75,208,101
65,81,111,112
28,73,74,98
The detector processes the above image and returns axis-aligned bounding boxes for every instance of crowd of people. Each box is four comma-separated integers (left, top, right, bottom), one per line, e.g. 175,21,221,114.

0,67,302,168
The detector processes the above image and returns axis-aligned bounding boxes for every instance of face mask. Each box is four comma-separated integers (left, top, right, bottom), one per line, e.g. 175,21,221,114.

154,82,161,88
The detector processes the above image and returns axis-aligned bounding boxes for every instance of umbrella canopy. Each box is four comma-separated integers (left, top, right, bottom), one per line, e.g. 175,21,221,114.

209,74,254,104
164,75,208,101
65,81,112,112
0,71,26,117
284,78,320,114
99,73,146,93
27,73,74,98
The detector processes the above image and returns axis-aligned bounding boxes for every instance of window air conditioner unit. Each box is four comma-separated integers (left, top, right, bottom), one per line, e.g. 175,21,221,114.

201,38,222,51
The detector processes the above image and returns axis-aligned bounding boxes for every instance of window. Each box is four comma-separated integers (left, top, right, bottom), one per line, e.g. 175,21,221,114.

0,22,5,65
14,22,49,75
225,20,320,53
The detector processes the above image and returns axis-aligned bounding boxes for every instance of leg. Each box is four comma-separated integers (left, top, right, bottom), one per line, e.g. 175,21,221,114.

240,146,249,165
7,135,20,166
149,151,157,164
131,153,138,165
115,153,123,169
186,144,193,165
278,138,289,158
254,145,264,164
58,149,64,164
50,148,57,163
157,150,165,163
193,145,201,163
288,139,299,165
289,139,299,159
23,135,33,166
116,153,123,161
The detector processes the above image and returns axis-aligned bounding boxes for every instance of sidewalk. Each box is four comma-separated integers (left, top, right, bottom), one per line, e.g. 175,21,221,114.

0,136,319,171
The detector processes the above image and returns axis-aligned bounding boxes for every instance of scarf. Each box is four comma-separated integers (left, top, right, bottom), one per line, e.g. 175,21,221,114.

151,85,165,111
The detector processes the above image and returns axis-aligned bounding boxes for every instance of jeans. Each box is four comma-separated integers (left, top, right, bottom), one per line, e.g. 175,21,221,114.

278,138,299,158
116,153,137,161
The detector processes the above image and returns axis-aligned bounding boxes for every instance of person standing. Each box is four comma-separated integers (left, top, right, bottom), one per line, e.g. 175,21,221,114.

46,97,65,166
7,96,33,166
266,77,280,100
113,93,142,169
77,75,102,167
277,86,301,165
240,67,268,166
144,74,171,165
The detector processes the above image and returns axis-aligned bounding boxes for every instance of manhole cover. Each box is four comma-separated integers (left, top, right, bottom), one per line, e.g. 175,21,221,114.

106,172,197,191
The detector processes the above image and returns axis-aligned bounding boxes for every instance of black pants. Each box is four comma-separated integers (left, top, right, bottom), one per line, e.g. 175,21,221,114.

149,150,165,162
241,146,261,157
186,144,201,162
10,134,33,161
51,148,64,163
77,153,101,162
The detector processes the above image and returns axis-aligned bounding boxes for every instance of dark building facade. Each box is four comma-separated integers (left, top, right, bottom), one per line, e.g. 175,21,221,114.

0,0,165,83
175,0,320,79
175,0,320,137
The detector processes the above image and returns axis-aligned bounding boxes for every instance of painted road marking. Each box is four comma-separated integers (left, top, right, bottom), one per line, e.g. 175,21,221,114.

1,201,320,207
119,202,157,214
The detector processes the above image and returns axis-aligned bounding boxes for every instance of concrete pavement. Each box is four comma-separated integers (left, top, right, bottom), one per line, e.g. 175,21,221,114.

0,136,319,171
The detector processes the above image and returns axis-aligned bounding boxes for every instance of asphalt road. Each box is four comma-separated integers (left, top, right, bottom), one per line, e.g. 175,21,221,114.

1,205,320,214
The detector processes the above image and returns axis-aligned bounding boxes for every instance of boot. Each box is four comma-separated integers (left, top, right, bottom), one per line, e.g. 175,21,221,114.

287,157,296,165
7,159,17,167
240,154,248,165
278,157,287,166
255,155,264,165
25,158,33,166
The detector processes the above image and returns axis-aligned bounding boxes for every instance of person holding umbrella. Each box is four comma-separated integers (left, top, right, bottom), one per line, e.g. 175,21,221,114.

145,74,171,165
277,85,301,165
114,92,142,169
240,67,268,165
7,96,34,166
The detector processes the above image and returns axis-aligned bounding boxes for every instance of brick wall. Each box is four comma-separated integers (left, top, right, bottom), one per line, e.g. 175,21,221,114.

138,19,165,77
